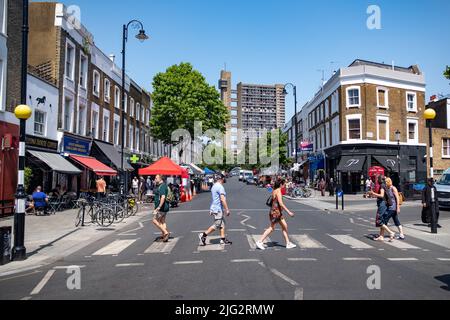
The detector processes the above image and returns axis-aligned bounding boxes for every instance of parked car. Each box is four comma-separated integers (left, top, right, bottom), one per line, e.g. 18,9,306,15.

242,170,253,182
436,169,450,208
246,176,257,185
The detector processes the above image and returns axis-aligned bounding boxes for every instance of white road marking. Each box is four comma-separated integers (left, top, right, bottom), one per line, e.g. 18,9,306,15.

115,263,145,267
385,241,421,250
387,258,418,261
93,239,137,256
240,214,257,229
268,268,299,286
350,218,355,224
343,258,372,261
196,236,227,252
290,235,327,249
53,265,86,270
231,259,261,263
294,287,304,300
329,235,374,249
30,270,56,295
437,258,450,261
288,258,317,262
173,261,203,265
144,238,180,254
21,297,32,301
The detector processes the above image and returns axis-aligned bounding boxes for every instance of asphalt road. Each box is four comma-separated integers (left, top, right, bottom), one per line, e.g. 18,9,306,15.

1,177,449,300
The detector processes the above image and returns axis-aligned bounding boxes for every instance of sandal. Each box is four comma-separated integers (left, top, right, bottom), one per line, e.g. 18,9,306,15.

373,236,384,242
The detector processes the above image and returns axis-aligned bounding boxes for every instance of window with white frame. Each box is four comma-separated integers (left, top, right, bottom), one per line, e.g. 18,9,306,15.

129,127,134,149
34,110,46,136
93,70,100,96
346,86,361,108
407,119,419,143
443,138,450,158
406,92,417,112
377,87,389,109
78,105,86,136
325,100,329,119
0,0,6,35
136,129,140,151
332,118,339,145
377,116,389,141
64,98,73,131
104,79,110,102
130,98,135,117
146,109,150,124
114,87,120,109
136,103,141,121
113,120,120,145
103,116,109,141
79,54,87,88
65,42,75,80
91,110,99,139
322,104,325,121
124,93,128,112
331,91,340,114
346,115,362,140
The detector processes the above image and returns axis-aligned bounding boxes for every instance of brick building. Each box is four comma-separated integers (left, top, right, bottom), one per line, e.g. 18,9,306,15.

298,59,427,194
425,96,450,178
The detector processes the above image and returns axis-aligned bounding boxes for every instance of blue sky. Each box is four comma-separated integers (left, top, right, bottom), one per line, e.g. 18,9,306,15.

40,0,450,120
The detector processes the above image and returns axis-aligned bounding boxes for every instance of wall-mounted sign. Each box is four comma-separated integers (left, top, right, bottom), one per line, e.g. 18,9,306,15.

300,141,313,152
63,135,91,156
26,135,58,151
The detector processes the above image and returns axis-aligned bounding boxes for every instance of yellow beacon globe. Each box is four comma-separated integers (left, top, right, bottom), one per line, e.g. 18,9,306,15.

424,108,437,120
14,104,32,120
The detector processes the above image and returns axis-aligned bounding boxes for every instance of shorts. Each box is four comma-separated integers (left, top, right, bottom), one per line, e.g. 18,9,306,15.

210,212,225,230
153,210,167,222
269,214,284,224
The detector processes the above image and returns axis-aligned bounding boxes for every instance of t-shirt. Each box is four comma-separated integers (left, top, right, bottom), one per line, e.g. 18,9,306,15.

33,192,47,208
132,179,139,189
210,183,226,213
154,183,168,209
96,179,106,193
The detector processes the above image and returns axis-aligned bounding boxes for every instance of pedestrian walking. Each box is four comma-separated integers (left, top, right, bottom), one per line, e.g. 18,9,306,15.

364,177,372,198
319,178,326,197
256,178,297,250
152,174,171,242
139,177,146,202
384,178,405,240
369,176,396,242
199,174,232,246
132,176,139,197
329,178,336,197
96,176,107,200
422,178,442,228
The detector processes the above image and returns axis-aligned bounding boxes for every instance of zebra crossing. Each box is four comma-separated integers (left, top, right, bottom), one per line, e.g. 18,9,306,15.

90,232,448,258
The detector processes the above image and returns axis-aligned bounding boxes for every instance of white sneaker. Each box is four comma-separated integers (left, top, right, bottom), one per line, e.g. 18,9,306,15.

255,241,266,251
286,242,297,249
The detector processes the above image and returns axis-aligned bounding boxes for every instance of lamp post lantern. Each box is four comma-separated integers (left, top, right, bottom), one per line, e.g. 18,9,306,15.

283,83,298,164
120,20,149,196
424,108,437,234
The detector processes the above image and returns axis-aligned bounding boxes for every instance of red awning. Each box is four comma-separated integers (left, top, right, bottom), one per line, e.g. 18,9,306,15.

139,157,187,177
69,155,118,176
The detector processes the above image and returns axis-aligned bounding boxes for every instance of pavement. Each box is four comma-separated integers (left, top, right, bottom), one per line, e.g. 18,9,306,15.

1,178,449,300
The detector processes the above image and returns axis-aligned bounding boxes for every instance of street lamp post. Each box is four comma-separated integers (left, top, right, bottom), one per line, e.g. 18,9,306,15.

395,130,401,192
12,0,31,261
424,108,437,234
283,84,298,164
120,20,149,196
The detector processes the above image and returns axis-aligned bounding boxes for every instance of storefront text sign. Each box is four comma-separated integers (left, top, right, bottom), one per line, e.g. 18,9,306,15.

63,136,91,156
26,135,58,151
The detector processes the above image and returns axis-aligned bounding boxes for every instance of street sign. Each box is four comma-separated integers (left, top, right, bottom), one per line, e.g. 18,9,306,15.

337,191,343,197
130,154,140,164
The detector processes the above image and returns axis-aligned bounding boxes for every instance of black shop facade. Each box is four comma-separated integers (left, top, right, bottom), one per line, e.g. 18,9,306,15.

325,143,427,196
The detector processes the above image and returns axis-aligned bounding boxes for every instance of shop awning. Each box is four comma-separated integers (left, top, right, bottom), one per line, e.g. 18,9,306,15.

138,157,186,176
28,151,82,174
373,155,398,172
203,167,216,175
93,141,134,171
69,155,117,176
337,156,366,172
182,163,204,175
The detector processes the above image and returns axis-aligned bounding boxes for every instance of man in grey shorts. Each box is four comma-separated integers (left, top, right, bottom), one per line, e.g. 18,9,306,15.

199,174,232,246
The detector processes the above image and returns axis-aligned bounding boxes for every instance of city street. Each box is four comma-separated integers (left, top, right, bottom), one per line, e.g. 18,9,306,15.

1,178,449,300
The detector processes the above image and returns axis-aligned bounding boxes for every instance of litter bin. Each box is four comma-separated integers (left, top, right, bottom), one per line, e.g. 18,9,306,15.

0,226,12,265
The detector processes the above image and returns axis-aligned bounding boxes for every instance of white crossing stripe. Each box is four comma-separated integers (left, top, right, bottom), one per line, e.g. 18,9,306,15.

116,263,145,267
231,259,260,263
290,235,327,249
30,270,56,295
93,239,137,256
329,235,374,249
197,236,226,252
288,258,317,262
144,237,180,254
384,240,421,250
247,235,272,250
388,258,418,261
437,258,450,261
343,258,372,261
173,261,203,265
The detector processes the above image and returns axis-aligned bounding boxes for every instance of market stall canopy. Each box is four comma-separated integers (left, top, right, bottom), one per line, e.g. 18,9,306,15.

69,155,117,176
138,157,186,176
28,151,81,174
183,163,204,175
336,156,366,172
260,166,280,176
93,141,134,171
181,168,190,179
203,167,216,175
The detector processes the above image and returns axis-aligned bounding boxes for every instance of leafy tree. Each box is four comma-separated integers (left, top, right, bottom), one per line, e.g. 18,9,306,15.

150,63,230,145
445,66,450,81
24,167,33,193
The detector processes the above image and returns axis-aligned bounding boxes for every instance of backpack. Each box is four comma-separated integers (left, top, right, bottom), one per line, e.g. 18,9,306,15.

398,191,405,206
166,187,175,203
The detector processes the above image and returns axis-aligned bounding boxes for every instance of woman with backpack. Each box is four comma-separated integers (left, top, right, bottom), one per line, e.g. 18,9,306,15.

385,178,405,240
369,175,396,242
256,178,297,250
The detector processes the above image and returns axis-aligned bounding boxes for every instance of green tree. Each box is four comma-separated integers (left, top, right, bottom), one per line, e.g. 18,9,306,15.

445,66,450,80
24,167,33,193
150,63,230,145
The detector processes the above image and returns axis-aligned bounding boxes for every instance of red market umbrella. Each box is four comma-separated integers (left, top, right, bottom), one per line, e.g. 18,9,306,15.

138,157,185,176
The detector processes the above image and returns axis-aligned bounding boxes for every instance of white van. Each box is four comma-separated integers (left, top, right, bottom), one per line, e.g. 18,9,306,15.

239,170,244,181
436,168,450,208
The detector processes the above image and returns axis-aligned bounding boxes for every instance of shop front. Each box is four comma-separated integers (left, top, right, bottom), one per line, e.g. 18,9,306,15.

26,135,81,194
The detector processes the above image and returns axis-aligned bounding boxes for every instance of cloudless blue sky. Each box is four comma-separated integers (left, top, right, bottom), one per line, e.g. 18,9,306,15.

39,0,450,120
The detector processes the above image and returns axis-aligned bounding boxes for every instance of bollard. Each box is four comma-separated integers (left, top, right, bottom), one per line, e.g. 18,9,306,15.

336,191,339,210
431,188,438,234
342,192,345,211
